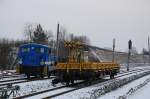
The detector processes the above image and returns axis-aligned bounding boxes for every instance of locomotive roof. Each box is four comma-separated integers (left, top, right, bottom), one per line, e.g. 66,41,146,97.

20,43,49,48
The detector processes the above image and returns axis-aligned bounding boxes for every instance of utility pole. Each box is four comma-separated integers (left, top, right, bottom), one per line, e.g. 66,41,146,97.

127,40,132,71
56,23,60,58
143,48,145,64
29,31,32,43
112,38,115,62
148,36,150,65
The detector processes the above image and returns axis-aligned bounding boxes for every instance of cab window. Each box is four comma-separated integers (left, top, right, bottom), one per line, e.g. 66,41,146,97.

22,47,30,52
35,47,41,52
40,48,44,53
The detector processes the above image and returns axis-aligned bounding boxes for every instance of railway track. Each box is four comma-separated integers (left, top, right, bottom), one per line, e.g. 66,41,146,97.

0,74,24,79
103,68,150,79
42,69,150,99
119,67,150,74
118,68,150,76
41,79,108,99
0,80,28,87
13,81,86,99
0,68,146,84
0,68,147,86
0,66,148,81
0,77,27,83
0,77,54,88
13,68,150,99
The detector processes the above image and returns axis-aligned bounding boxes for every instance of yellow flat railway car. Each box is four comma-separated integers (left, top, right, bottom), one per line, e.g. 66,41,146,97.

55,41,120,86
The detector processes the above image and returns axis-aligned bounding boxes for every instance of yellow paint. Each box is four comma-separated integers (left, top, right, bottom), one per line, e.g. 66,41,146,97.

57,41,120,73
56,62,119,72
16,65,20,73
43,66,48,75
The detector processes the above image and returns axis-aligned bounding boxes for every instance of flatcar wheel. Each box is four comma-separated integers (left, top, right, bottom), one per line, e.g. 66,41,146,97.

66,81,69,86
110,74,114,79
112,75,114,79
71,80,74,85
110,75,112,79
84,79,91,86
40,74,44,79
88,80,92,85
84,81,90,86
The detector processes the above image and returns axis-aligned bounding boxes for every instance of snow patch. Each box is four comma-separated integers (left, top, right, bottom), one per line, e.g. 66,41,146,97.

118,76,150,99
14,79,57,97
87,71,150,99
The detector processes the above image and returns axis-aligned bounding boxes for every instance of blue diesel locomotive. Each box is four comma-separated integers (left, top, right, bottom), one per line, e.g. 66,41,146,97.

16,43,57,79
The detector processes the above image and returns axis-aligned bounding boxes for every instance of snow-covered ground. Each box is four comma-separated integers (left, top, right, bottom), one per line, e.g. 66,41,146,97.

14,79,53,96
25,87,75,99
53,69,150,99
22,69,150,99
128,78,150,99
13,78,63,97
1,65,150,99
99,74,150,99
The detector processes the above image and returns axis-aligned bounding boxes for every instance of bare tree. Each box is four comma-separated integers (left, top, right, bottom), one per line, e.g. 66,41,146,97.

130,46,138,55
46,30,54,46
68,33,90,45
24,23,35,42
0,39,13,70
56,25,90,62
24,23,53,45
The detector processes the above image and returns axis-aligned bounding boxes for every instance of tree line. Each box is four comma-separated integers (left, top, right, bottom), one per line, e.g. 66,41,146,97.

1,23,146,70
0,23,90,70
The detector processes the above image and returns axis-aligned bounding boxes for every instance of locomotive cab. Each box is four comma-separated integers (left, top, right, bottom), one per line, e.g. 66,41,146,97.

17,43,57,79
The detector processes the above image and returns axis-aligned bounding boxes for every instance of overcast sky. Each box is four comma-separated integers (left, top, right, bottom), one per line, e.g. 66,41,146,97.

0,0,150,52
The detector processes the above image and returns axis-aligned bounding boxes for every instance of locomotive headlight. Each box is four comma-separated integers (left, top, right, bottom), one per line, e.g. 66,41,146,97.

40,59,44,65
18,59,22,64
45,61,51,65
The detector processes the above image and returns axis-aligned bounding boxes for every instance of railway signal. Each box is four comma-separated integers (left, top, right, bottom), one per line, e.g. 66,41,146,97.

127,40,132,71
128,40,132,50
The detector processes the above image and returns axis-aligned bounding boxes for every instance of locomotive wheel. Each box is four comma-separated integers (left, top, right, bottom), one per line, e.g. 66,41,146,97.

40,67,44,78
48,72,51,78
84,80,91,86
26,74,30,79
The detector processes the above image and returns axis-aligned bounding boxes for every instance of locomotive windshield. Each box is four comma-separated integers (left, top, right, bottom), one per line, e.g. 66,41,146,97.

22,47,30,52
21,46,47,53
